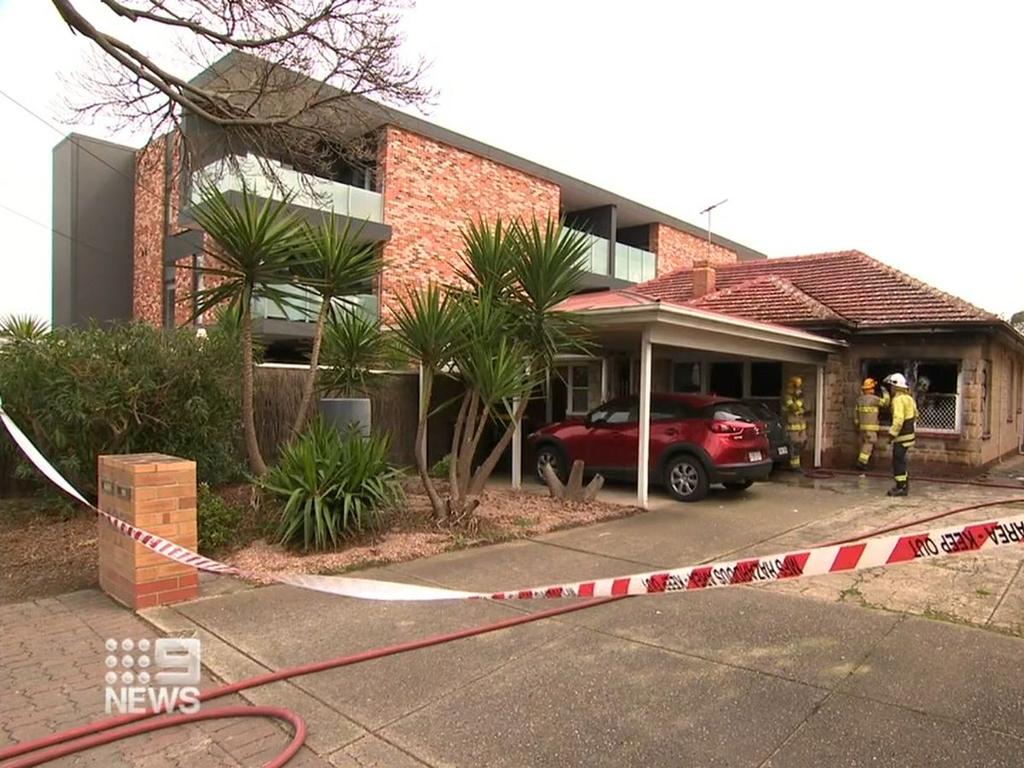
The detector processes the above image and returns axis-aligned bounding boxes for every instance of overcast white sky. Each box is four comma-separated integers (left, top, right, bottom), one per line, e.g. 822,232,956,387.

1,0,1022,321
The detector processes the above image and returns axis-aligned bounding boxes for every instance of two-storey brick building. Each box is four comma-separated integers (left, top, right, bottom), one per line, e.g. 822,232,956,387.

52,52,1024,484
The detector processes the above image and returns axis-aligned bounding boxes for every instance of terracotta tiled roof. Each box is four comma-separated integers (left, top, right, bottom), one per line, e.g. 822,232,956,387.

635,250,999,328
688,275,845,325
556,289,657,312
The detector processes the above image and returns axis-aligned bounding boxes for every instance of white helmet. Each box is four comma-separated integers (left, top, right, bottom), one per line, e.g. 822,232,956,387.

884,372,908,389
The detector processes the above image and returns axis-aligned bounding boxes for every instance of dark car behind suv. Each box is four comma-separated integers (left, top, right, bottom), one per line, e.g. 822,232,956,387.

528,393,772,502
742,400,791,467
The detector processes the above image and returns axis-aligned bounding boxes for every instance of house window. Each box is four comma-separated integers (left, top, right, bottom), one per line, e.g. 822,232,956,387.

567,364,590,415
671,362,702,393
750,362,783,397
709,362,744,398
863,359,962,434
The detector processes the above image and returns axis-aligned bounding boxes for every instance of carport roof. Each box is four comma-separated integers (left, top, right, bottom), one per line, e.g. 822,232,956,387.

558,288,844,363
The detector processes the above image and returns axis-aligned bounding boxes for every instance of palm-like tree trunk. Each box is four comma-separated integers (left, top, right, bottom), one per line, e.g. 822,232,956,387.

291,301,330,435
468,396,530,497
240,299,268,476
414,370,445,518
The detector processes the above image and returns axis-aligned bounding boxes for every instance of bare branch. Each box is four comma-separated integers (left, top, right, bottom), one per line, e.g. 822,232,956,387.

53,0,433,178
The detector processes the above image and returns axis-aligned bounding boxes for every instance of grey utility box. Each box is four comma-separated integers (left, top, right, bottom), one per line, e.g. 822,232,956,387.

319,398,372,437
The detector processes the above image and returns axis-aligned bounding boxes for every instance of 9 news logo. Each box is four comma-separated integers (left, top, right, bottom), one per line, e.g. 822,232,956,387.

103,638,201,714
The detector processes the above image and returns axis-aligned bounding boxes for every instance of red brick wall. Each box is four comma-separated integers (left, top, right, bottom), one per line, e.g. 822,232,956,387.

377,126,561,321
650,223,737,275
132,138,166,325
132,133,201,327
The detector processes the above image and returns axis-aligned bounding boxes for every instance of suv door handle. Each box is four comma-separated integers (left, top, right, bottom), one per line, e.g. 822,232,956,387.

664,427,678,436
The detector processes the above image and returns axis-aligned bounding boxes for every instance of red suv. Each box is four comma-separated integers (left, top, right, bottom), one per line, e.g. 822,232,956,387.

528,393,772,502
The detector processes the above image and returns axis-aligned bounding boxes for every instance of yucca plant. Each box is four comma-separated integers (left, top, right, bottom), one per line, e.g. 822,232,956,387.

0,314,49,343
188,182,308,476
263,417,404,551
319,309,397,397
392,216,592,525
289,217,381,435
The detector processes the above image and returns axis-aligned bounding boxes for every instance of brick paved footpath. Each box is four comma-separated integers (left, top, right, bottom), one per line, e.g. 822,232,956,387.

0,590,331,768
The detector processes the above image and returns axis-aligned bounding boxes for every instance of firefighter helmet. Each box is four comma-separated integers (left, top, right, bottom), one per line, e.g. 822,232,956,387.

883,372,909,389
788,375,803,390
862,377,877,391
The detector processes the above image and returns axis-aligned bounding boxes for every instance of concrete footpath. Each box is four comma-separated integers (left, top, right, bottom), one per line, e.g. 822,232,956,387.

4,475,1024,766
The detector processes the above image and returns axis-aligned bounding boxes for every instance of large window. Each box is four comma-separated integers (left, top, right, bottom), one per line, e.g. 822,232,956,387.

567,364,591,415
709,362,744,398
862,359,962,434
671,362,702,393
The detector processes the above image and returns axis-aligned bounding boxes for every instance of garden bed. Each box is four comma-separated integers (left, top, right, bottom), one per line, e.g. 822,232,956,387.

0,498,99,603
0,486,639,603
226,484,639,584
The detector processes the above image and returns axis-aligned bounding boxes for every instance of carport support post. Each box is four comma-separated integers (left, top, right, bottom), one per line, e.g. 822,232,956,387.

814,363,825,467
600,357,610,402
637,328,653,509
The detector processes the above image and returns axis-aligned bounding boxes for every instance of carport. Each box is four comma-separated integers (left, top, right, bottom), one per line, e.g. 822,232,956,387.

511,290,845,508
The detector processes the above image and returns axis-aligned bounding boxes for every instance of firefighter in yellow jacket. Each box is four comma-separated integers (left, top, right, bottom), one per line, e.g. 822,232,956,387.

883,372,918,497
784,376,809,470
853,377,890,471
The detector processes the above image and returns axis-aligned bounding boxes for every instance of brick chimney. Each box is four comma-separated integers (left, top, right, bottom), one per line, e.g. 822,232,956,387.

692,260,716,297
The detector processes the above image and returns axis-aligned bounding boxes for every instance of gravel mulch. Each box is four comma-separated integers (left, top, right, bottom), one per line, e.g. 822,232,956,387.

227,486,639,584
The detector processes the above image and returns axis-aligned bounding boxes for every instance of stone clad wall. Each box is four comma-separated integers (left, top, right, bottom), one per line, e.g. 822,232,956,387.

376,126,561,322
819,334,1023,473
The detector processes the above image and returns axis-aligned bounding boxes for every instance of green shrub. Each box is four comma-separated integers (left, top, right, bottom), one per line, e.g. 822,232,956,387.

429,453,451,479
0,322,243,494
263,417,404,551
197,483,243,554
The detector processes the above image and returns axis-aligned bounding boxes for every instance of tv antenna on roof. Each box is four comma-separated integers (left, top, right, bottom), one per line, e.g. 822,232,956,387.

699,198,728,259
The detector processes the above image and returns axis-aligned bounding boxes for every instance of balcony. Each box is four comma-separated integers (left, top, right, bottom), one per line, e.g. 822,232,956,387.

189,154,384,223
568,228,610,276
252,286,379,340
614,242,656,283
566,227,657,285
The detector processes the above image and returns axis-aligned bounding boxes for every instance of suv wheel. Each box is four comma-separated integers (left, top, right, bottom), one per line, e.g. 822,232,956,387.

664,455,709,502
535,444,567,483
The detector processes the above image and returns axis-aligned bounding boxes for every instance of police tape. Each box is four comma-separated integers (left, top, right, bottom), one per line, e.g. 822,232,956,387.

4,404,1024,603
277,514,1024,600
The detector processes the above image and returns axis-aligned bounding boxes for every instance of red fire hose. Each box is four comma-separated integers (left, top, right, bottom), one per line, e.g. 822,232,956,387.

3,484,1023,768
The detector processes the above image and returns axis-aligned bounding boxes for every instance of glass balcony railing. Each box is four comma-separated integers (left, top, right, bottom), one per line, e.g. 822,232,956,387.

614,242,656,283
565,228,656,283
567,228,609,276
252,288,378,326
191,154,384,223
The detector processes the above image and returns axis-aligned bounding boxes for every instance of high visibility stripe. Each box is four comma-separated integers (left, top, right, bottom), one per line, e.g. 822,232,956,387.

858,452,871,462
857,406,879,413
859,425,880,432
787,424,807,431
893,434,916,445
894,473,909,482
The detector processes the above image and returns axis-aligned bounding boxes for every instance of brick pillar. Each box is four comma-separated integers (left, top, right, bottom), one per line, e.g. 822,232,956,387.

97,453,199,610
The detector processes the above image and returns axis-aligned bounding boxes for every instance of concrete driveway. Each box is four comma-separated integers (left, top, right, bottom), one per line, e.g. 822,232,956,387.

139,474,1024,767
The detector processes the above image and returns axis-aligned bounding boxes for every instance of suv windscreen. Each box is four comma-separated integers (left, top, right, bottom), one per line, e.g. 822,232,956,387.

704,402,759,423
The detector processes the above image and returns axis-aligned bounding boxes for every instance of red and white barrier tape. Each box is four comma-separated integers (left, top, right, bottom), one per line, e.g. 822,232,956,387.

277,515,1024,601
4,404,1024,602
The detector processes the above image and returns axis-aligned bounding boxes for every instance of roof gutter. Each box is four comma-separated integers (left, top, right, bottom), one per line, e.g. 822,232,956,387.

576,302,846,354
